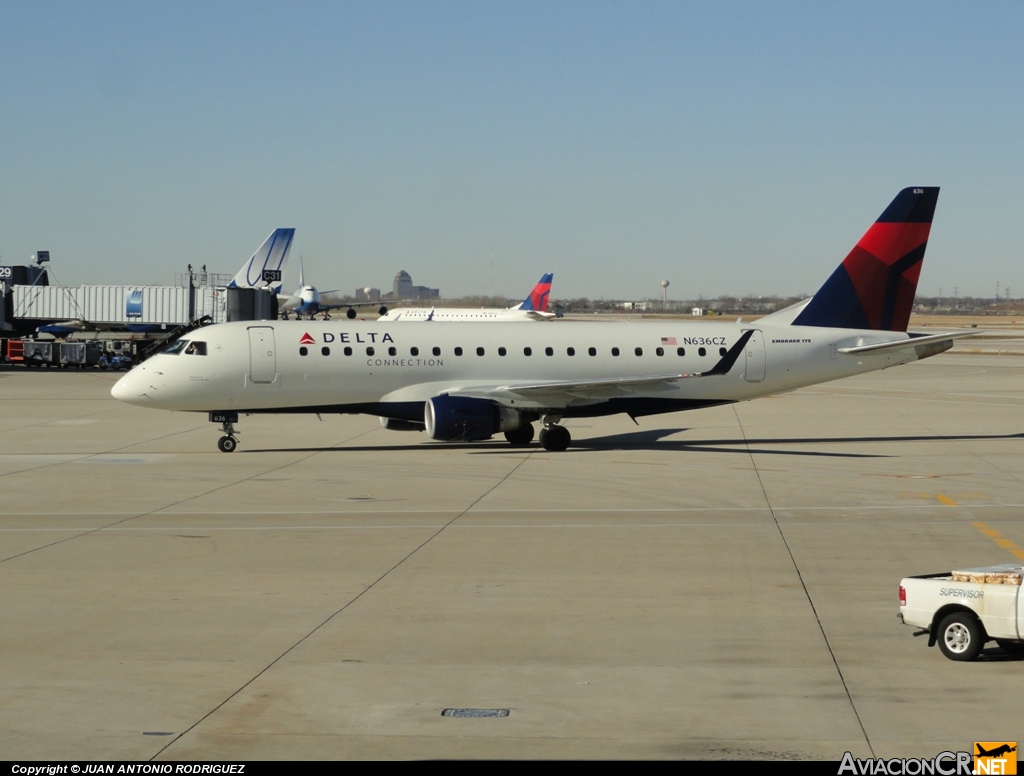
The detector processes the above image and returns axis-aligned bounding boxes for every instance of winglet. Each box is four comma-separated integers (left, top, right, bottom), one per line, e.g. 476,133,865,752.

793,188,938,332
227,228,295,293
701,330,754,376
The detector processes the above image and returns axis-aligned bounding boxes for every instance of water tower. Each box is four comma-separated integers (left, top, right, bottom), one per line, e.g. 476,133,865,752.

660,279,670,307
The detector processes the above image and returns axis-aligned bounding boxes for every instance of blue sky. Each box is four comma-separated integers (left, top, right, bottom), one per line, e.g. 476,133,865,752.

1,2,1022,300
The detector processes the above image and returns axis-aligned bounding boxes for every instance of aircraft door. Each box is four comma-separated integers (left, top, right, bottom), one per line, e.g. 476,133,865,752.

248,326,277,384
743,329,765,382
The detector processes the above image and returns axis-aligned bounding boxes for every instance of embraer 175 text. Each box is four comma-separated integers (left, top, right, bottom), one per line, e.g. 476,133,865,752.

113,188,973,452
378,273,555,321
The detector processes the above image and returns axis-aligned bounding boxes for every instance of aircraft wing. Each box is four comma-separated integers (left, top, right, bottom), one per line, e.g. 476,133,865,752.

277,293,300,311
317,300,387,311
447,331,753,404
837,331,978,355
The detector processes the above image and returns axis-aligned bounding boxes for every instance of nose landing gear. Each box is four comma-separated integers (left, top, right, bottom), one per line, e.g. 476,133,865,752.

211,411,240,453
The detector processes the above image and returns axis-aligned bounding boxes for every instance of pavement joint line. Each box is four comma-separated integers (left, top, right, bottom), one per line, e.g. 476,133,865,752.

970,521,1024,560
151,446,539,760
7,517,1024,532
797,392,1024,408
732,405,875,757
0,422,210,480
0,426,380,565
0,404,125,435
7,503,1024,517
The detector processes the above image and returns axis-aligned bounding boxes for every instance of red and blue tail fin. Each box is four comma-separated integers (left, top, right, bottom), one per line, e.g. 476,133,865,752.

516,273,553,312
792,188,939,332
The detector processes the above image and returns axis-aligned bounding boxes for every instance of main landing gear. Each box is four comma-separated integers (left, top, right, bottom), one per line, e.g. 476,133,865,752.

538,423,571,452
502,418,571,451
211,411,239,453
504,424,535,446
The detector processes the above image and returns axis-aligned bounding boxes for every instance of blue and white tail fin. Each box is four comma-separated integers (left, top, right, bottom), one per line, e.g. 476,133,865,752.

512,273,554,311
227,228,295,293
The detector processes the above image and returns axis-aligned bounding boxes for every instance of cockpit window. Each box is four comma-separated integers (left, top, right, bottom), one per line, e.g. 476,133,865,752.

162,339,189,355
184,341,207,356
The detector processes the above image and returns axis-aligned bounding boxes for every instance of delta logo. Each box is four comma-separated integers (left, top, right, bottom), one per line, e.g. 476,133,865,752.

975,743,1017,775
299,332,316,345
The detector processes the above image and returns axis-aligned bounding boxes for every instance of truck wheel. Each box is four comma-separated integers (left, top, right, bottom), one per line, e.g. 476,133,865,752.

937,613,983,661
995,639,1024,658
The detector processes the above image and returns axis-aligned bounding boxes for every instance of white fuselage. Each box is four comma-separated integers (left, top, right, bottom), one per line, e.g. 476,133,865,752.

377,307,553,322
111,319,929,419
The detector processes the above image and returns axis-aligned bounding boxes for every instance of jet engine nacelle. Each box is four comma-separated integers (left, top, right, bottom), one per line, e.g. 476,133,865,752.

424,395,522,442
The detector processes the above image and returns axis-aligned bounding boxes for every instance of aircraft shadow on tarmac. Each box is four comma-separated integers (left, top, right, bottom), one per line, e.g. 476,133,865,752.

245,429,1024,458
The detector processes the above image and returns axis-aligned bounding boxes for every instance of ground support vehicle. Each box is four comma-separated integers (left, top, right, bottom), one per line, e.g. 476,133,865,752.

899,564,1024,661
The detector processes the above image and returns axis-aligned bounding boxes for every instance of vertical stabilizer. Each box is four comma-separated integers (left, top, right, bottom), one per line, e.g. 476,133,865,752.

228,228,295,293
792,188,938,332
514,273,554,311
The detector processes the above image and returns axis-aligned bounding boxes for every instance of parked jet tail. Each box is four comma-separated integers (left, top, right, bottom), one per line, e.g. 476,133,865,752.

515,273,554,312
227,228,296,293
792,187,939,332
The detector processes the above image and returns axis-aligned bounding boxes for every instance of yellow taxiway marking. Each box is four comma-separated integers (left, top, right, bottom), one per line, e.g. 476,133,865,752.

899,493,988,506
971,521,1024,560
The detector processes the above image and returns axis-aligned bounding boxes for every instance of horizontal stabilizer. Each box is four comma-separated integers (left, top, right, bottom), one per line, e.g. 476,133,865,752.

837,331,978,355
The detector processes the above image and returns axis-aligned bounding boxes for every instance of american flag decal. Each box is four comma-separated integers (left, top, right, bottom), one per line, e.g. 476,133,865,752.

661,337,677,345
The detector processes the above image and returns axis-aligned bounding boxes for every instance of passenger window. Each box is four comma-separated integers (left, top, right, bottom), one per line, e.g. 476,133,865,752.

299,346,308,357
498,347,507,356
567,347,575,356
719,347,727,356
677,347,685,356
367,346,375,356
344,346,353,356
476,347,485,356
698,347,706,357
455,347,463,356
389,346,397,356
588,347,596,356
524,347,532,356
545,347,553,356
612,347,620,357
411,347,419,356
635,347,643,356
321,346,331,356
433,346,441,356
656,347,664,356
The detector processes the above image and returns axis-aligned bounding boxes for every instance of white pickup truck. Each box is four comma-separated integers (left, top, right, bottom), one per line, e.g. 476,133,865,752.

898,564,1024,661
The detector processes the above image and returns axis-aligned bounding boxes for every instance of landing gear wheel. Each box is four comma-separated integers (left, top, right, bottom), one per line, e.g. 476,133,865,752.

346,307,357,319
218,436,237,453
937,612,983,661
538,424,571,452
996,639,1024,657
504,424,535,446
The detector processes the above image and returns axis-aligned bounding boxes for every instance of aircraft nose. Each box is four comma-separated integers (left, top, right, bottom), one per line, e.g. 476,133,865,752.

111,368,154,405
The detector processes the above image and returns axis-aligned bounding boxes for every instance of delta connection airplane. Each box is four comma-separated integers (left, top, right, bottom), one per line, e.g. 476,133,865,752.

378,273,555,321
112,187,974,452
